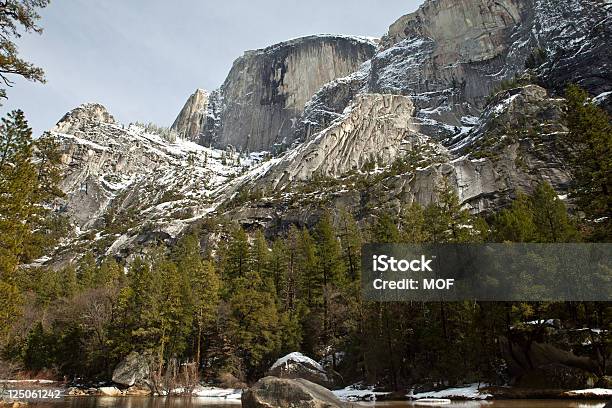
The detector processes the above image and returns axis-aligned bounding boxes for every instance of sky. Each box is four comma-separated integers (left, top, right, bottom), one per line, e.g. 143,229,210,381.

0,0,421,136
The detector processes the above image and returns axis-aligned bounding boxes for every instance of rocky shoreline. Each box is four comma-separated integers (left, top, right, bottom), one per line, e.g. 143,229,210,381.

2,378,611,402
2,353,610,405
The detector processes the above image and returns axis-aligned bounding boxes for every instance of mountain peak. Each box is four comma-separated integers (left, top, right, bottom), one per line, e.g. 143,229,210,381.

171,89,211,143
53,102,116,134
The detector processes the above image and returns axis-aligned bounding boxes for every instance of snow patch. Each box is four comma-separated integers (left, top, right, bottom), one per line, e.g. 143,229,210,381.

409,384,492,400
271,352,324,372
332,384,390,402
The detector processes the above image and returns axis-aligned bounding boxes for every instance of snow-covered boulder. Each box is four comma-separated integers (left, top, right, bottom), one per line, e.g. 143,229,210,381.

267,352,338,388
242,377,343,408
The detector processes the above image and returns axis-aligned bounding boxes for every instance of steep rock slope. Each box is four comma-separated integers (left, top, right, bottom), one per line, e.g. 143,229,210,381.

52,103,261,257
222,85,573,228
45,0,610,254
171,89,209,142
176,35,377,152
251,93,445,190
297,0,611,146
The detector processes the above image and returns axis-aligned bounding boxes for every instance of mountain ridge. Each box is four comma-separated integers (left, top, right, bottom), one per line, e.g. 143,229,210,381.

42,0,611,263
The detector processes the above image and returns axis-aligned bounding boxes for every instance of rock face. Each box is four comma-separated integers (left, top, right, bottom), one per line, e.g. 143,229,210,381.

111,352,151,387
242,377,343,408
295,0,611,145
253,93,445,190
177,35,377,152
171,89,209,143
224,84,573,226
45,0,610,260
266,352,337,388
54,103,116,134
51,102,252,249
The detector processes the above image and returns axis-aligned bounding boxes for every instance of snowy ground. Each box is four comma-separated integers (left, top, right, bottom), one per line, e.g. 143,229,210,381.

191,386,242,400
408,384,492,400
565,388,612,398
332,384,390,401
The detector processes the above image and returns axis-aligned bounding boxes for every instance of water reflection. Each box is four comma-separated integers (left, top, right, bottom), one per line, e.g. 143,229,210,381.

357,401,608,408
27,397,609,408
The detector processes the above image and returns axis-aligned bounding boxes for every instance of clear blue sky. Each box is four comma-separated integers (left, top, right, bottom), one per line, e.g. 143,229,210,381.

0,0,421,136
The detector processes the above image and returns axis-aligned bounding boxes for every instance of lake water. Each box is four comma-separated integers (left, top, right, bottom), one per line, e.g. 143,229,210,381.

24,397,610,408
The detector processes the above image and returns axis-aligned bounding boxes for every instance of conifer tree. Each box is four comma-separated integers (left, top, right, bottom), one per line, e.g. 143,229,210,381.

250,230,271,287
78,252,97,290
94,257,122,288
530,183,579,242
371,212,401,243
227,269,279,379
269,238,288,300
221,225,249,284
315,212,346,288
0,111,63,343
338,209,362,281
0,0,49,100
494,193,538,242
172,233,219,369
400,203,428,243
424,179,474,243
297,228,319,307
156,256,193,372
565,84,612,239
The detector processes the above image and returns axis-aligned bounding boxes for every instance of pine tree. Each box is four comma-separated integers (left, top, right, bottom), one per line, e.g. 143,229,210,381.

192,259,219,369
227,269,279,379
338,209,362,281
250,230,271,286
94,257,122,288
0,0,49,100
530,182,579,242
221,225,249,284
0,111,64,343
424,179,479,243
314,212,346,354
297,228,319,307
565,84,612,239
494,193,538,242
371,212,401,243
78,252,97,290
315,212,346,288
156,256,193,373
494,184,578,243
400,203,428,243
269,238,288,300
172,233,220,369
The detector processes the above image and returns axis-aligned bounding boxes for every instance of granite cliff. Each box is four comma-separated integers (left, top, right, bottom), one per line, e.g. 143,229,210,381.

42,0,610,258
172,35,377,152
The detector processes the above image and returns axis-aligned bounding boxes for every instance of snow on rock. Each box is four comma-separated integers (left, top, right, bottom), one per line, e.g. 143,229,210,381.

50,103,266,259
192,386,243,400
271,352,324,372
564,388,612,398
409,384,492,400
332,384,390,402
267,352,336,387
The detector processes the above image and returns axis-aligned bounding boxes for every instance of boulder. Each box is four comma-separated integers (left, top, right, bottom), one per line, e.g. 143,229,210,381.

267,352,335,388
124,385,151,396
242,377,343,408
112,352,151,387
98,386,122,396
217,372,248,389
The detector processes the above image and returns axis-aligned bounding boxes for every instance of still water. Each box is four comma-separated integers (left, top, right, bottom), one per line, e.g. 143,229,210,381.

25,397,610,408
